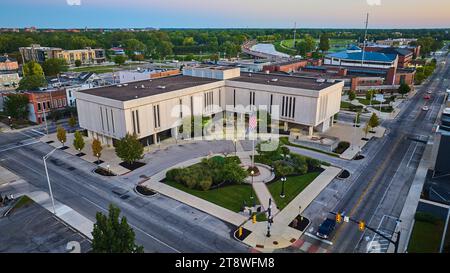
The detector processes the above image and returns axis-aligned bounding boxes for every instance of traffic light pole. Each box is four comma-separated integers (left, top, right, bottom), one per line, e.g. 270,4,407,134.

330,212,401,253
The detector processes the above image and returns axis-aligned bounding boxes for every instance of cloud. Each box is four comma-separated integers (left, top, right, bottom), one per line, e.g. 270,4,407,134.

366,0,381,6
66,0,81,5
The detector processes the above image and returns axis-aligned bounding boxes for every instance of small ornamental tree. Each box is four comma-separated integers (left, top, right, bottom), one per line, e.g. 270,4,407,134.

92,204,144,253
73,131,85,153
355,111,361,127
348,91,356,101
363,122,371,138
368,113,380,130
92,138,103,162
115,133,144,165
398,83,411,98
68,116,77,132
56,126,67,146
75,60,82,67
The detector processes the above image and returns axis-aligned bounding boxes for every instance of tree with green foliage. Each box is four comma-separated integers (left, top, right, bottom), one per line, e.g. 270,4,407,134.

73,131,85,153
319,33,330,52
368,113,380,129
68,116,77,131
363,122,371,138
296,34,316,56
56,126,67,146
366,89,376,101
210,53,219,63
92,204,144,253
115,133,144,165
355,111,361,126
92,138,103,162
273,161,294,178
398,83,411,97
113,55,127,66
17,75,47,91
348,91,356,101
3,94,29,120
74,60,82,67
42,58,68,77
23,61,44,76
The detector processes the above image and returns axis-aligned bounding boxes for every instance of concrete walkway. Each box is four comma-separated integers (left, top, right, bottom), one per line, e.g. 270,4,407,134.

141,151,340,251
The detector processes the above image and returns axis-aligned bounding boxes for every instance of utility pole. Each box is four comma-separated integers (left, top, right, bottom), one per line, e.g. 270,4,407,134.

361,13,369,67
293,22,297,48
43,146,62,214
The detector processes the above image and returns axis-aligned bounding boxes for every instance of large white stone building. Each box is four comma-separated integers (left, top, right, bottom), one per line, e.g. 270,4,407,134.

75,66,343,146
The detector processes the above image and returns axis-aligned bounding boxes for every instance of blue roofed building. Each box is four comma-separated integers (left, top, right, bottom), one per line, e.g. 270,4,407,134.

324,45,398,69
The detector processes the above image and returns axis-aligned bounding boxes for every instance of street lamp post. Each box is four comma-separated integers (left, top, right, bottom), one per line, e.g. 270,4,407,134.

250,170,254,199
107,164,111,175
8,116,12,129
280,177,286,198
43,146,62,214
266,198,272,237
233,138,237,156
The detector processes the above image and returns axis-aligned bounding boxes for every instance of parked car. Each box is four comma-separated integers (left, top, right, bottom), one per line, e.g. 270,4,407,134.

424,95,431,100
422,106,429,111
316,218,336,239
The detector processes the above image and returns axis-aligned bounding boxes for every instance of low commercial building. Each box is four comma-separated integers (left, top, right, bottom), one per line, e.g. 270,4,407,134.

324,46,398,69
118,69,180,83
75,66,343,146
0,73,20,90
0,55,19,71
262,60,308,73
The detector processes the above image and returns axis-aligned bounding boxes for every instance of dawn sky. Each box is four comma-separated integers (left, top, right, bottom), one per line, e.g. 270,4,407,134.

1,0,449,29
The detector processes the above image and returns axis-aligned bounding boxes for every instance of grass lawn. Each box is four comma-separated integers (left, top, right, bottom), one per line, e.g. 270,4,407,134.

165,180,259,213
357,98,381,106
267,172,322,210
408,219,445,253
340,101,352,109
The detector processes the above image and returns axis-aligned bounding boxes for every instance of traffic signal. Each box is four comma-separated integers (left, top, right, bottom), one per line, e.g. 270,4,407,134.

335,213,342,223
238,227,243,237
358,221,365,231
252,214,257,223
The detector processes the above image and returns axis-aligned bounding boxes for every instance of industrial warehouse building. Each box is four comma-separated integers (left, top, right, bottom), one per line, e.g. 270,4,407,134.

75,66,343,146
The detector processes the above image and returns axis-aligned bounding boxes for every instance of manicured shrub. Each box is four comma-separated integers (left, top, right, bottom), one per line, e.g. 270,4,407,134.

291,154,308,175
199,178,213,191
306,157,322,171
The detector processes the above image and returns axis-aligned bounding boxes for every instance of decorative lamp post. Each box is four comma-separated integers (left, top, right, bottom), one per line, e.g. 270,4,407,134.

233,138,237,155
250,170,254,199
280,177,286,198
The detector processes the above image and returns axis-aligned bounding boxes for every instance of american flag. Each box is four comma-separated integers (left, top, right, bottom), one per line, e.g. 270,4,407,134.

249,114,257,130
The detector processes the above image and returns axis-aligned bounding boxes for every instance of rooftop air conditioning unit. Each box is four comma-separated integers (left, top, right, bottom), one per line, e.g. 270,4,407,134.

316,78,326,83
326,79,335,83
141,84,145,89
117,84,122,87
248,73,252,77
271,78,278,82
123,83,128,86
157,85,166,89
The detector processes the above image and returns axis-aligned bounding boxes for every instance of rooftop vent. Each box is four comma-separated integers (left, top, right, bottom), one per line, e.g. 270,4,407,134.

134,86,138,89
134,95,138,99
316,78,326,83
117,84,122,87
326,79,335,83
157,85,166,89
271,78,279,82
123,83,128,86
248,73,252,77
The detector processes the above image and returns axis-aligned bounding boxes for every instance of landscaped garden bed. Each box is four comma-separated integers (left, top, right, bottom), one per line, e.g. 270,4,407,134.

333,141,350,154
254,141,324,210
164,155,257,213
94,167,116,176
135,185,157,196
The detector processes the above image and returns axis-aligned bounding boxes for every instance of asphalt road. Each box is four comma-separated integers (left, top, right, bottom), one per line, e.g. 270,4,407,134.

0,134,249,253
330,52,450,253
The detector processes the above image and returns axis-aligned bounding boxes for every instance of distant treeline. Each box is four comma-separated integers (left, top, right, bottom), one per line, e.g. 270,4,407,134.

1,28,448,61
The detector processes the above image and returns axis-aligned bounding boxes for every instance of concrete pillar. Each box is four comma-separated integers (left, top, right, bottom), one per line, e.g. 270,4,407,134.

330,115,334,127
153,133,158,145
308,126,313,136
284,121,288,132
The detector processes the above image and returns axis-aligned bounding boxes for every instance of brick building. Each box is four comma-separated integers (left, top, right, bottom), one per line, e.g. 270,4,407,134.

262,60,308,73
23,89,68,124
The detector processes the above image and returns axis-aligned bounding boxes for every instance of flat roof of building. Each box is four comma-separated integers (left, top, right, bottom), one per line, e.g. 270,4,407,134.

230,72,336,90
78,74,221,101
0,197,91,253
327,50,397,63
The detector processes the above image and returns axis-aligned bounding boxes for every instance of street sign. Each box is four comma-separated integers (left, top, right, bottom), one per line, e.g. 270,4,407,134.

344,216,350,223
374,94,385,102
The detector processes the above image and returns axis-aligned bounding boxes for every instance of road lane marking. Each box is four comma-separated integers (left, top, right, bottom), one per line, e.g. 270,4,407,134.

0,140,40,153
129,223,181,253
304,232,333,245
